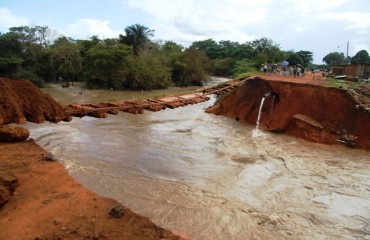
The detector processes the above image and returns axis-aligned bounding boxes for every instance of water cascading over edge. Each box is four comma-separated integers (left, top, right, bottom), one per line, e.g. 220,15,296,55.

256,97,266,129
256,92,275,129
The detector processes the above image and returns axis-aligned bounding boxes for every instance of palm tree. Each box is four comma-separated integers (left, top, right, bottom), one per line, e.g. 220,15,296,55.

119,24,154,55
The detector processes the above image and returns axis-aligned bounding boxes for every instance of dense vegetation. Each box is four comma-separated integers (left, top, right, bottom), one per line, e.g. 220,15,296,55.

322,50,370,65
0,25,368,89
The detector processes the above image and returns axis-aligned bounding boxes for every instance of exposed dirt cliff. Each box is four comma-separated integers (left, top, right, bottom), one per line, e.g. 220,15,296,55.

0,78,70,125
0,78,183,239
206,77,370,150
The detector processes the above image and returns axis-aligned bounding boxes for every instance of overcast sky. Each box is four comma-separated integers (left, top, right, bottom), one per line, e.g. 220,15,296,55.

0,0,369,63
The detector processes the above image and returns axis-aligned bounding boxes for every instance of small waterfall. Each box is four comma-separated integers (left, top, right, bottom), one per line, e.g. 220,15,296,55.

256,96,266,129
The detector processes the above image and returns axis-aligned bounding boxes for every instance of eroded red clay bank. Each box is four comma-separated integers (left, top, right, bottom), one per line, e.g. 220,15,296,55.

206,77,370,150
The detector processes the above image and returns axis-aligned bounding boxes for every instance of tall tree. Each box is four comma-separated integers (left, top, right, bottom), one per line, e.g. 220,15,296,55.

250,37,279,53
0,32,23,76
190,39,223,59
250,38,283,64
34,26,57,47
351,50,370,65
160,41,183,74
233,42,254,59
9,25,56,47
119,24,154,55
85,38,131,89
172,47,211,86
218,40,240,58
284,50,303,66
322,52,346,65
123,54,171,90
296,50,313,67
9,26,37,44
48,36,82,85
8,26,56,78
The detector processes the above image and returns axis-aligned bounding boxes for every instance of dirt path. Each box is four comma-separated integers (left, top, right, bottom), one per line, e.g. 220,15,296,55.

256,71,329,86
0,140,182,240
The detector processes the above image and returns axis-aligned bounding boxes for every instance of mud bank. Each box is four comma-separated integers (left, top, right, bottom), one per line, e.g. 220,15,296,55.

206,77,370,150
0,78,182,239
0,140,182,240
0,78,70,124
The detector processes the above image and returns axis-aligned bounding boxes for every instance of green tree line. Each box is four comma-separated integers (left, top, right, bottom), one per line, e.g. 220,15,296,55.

0,24,210,89
190,38,316,78
3,24,367,89
322,50,370,65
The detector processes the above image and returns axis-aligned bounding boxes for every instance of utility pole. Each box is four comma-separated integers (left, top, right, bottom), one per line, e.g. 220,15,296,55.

346,40,349,59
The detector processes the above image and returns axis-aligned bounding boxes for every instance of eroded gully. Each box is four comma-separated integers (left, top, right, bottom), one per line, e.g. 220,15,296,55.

27,79,370,239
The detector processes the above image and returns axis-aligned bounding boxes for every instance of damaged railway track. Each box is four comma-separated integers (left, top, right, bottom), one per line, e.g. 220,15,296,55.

65,77,252,119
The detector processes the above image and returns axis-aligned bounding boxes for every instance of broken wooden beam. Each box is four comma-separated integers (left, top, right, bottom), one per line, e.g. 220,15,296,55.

15,117,27,124
87,111,108,118
122,108,144,115
107,109,119,115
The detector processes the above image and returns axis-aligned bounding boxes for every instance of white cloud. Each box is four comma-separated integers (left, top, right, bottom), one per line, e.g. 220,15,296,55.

124,0,272,45
121,0,370,64
318,12,370,30
0,8,29,32
122,0,359,49
63,19,123,39
350,37,370,56
283,0,349,13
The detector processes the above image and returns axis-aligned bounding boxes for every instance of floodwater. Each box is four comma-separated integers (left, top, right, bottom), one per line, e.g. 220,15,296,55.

27,78,370,239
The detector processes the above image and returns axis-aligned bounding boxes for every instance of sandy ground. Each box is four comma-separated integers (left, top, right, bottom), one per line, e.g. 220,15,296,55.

0,140,182,240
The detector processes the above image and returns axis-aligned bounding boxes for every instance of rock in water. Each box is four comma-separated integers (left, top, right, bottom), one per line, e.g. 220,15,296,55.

43,152,56,161
0,125,29,142
108,204,126,218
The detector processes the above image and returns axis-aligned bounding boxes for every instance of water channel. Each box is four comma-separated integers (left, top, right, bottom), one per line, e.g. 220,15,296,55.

26,78,370,239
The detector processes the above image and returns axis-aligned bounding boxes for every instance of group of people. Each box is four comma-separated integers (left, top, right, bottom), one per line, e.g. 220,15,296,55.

260,63,307,78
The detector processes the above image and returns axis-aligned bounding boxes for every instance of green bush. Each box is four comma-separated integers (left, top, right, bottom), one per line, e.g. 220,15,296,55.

123,55,172,90
232,60,259,77
172,47,211,87
14,69,46,87
212,58,234,77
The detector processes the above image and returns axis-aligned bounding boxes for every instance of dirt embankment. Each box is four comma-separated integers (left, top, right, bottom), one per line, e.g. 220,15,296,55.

0,78,70,124
206,77,370,150
0,78,182,239
0,140,182,240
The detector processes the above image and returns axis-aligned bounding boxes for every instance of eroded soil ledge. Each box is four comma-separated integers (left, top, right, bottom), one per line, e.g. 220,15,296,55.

1,75,369,239
0,78,182,239
0,77,71,125
0,140,182,240
206,76,370,150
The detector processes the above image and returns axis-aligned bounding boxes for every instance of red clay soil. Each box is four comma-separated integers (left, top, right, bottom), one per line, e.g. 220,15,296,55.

0,78,182,240
0,140,182,240
207,74,370,150
0,78,70,124
1,75,368,239
260,72,330,86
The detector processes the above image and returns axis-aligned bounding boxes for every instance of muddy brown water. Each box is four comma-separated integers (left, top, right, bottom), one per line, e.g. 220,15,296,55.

27,78,370,239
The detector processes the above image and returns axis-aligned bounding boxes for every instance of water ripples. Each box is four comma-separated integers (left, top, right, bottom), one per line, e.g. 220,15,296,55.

26,90,370,240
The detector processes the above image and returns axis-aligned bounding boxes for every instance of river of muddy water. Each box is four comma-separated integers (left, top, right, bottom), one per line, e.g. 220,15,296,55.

27,78,370,239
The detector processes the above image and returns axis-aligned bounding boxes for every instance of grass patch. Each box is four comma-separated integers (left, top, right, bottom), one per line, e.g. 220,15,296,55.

234,71,260,80
327,77,347,89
